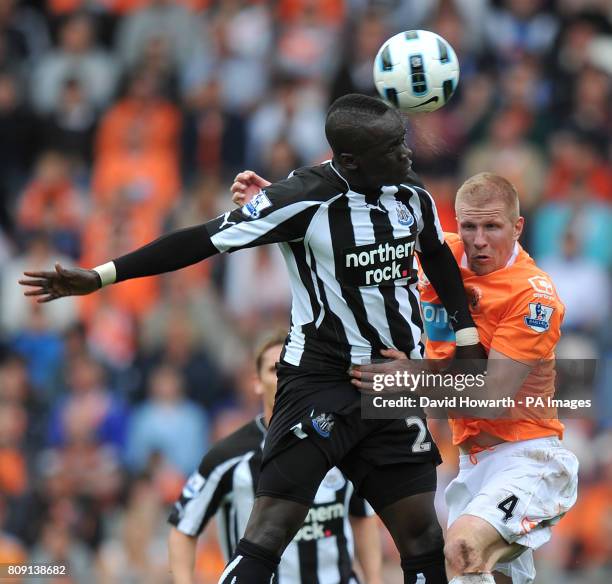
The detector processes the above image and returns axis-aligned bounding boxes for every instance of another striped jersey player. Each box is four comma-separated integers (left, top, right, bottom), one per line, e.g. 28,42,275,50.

169,414,374,584
208,161,446,370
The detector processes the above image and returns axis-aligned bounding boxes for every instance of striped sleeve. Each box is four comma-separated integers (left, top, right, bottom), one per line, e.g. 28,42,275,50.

412,186,445,254
206,174,322,253
168,453,245,536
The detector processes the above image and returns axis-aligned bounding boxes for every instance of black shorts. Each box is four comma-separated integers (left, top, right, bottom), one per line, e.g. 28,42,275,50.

259,362,441,507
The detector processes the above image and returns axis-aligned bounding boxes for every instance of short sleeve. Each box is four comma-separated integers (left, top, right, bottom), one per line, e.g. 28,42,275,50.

490,277,564,362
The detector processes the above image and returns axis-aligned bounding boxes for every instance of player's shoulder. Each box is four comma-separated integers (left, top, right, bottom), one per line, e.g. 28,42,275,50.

270,162,349,204
443,232,463,254
506,248,565,317
508,247,562,306
198,417,264,476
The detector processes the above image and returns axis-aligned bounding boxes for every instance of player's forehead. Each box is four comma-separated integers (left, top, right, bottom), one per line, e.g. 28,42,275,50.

356,109,404,146
261,343,282,365
456,200,511,223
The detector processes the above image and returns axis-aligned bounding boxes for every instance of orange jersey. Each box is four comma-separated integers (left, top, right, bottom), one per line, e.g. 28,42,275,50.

419,233,565,445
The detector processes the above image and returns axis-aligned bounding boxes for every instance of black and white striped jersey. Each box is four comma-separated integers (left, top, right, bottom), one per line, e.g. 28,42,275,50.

206,161,445,370
169,415,373,584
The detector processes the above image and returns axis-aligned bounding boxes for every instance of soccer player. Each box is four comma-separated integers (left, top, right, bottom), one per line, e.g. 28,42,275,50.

168,331,382,584
20,94,485,584
351,173,578,584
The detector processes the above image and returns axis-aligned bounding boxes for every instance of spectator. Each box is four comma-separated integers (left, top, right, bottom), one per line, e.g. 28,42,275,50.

93,70,181,216
96,474,170,584
0,401,28,497
0,495,26,567
9,301,64,396
125,365,209,476
39,78,98,168
0,232,77,336
246,75,328,170
115,0,197,71
531,185,612,267
0,0,50,71
544,129,612,203
461,106,547,213
30,12,118,114
138,308,228,410
27,518,93,583
222,244,292,339
567,66,612,136
79,189,163,321
47,354,129,453
275,1,341,81
16,151,84,258
483,0,559,65
329,11,387,103
0,71,39,233
540,229,610,333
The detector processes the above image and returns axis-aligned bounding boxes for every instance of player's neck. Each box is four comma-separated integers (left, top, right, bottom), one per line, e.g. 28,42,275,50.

331,159,382,194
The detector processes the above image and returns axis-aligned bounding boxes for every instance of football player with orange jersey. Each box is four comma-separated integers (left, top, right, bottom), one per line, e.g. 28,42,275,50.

353,173,578,584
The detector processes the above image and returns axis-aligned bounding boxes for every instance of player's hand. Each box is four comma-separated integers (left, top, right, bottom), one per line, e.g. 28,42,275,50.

231,170,271,207
19,263,100,303
349,348,411,391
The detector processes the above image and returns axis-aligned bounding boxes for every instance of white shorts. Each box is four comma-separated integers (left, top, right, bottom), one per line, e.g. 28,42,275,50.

445,436,579,584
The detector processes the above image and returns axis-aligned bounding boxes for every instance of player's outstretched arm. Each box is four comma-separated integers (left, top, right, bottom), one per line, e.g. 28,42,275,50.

19,223,219,302
168,527,197,584
350,515,383,584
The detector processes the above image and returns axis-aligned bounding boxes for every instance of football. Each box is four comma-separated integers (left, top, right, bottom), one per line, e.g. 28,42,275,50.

373,30,460,113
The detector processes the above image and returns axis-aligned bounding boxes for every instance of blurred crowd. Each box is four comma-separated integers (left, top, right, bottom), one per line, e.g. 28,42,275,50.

0,0,610,583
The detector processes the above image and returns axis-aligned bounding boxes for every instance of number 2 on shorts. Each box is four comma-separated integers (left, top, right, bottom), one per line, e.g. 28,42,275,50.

405,417,432,453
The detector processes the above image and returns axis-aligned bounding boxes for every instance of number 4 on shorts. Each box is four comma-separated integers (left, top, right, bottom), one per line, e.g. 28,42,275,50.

497,494,519,523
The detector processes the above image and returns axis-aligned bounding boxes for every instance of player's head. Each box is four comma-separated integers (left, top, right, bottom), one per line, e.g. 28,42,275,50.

325,94,413,188
254,330,286,413
455,172,524,276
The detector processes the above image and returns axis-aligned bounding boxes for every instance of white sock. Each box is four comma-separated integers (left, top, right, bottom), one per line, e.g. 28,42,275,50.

449,574,495,584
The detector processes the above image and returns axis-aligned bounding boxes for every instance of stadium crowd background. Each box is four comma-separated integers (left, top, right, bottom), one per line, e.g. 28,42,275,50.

0,0,610,582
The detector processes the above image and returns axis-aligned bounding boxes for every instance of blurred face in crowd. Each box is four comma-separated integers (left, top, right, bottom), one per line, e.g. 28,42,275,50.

254,343,283,413
0,74,17,111
61,15,94,54
150,366,184,403
456,174,524,276
67,356,106,395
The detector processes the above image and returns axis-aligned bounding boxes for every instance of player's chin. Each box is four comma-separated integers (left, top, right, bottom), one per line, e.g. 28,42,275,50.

397,162,413,181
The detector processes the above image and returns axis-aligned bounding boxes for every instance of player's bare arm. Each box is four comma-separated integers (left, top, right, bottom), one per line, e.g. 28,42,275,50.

350,515,383,584
168,527,197,584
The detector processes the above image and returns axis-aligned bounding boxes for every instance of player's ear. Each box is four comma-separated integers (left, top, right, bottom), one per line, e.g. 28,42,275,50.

339,152,358,170
253,374,263,396
513,216,525,241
